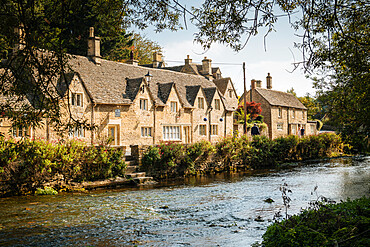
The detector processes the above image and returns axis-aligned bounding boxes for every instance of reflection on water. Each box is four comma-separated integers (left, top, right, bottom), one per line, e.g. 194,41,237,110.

0,156,369,246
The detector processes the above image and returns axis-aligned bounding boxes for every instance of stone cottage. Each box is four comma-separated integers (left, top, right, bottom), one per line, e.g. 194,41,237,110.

239,73,317,139
0,28,239,146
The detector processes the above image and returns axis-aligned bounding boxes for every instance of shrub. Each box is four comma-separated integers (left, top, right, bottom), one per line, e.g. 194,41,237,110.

261,197,370,247
0,138,127,196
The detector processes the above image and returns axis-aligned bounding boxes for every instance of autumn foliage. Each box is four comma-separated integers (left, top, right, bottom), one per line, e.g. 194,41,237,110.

237,101,262,120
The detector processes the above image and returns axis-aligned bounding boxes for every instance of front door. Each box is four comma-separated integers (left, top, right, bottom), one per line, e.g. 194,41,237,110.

184,126,191,144
108,126,117,145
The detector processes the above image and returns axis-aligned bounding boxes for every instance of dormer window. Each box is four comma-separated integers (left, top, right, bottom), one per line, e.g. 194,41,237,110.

170,101,178,112
71,93,83,107
228,89,233,98
214,99,220,110
140,99,148,110
198,97,204,109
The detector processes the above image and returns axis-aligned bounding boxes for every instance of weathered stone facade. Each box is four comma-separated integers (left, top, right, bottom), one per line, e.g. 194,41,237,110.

0,31,239,147
240,74,318,139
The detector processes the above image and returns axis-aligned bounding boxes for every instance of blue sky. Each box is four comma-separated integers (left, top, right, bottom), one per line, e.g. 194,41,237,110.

131,4,316,97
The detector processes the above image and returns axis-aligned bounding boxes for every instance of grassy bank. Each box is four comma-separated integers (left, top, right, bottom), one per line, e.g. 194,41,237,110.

141,133,347,178
258,197,370,246
0,138,126,197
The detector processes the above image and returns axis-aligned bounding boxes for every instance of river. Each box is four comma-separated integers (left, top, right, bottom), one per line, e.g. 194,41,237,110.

0,156,369,246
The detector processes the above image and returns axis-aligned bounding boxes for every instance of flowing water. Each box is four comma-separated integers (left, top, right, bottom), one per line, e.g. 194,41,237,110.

0,156,369,246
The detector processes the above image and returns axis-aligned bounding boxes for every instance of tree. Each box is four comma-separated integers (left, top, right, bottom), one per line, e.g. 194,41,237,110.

236,101,262,124
0,0,165,130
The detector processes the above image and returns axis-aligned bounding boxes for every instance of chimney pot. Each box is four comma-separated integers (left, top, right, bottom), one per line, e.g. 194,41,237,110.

87,27,101,65
152,51,162,68
202,57,212,77
185,55,192,65
266,72,272,89
251,79,256,90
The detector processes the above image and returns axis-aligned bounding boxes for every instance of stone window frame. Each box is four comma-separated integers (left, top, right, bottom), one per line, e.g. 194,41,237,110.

278,107,282,118
141,127,152,137
198,97,204,109
199,124,207,136
302,110,305,119
211,124,218,135
228,89,233,98
71,92,83,107
163,126,181,140
214,99,221,110
69,126,84,138
170,101,178,113
13,126,30,138
292,109,296,119
140,98,148,110
277,123,283,130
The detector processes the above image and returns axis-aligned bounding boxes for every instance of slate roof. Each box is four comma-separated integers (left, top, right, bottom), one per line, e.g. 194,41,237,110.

203,87,217,108
66,55,235,110
241,88,307,109
213,78,229,95
157,82,174,104
185,85,201,107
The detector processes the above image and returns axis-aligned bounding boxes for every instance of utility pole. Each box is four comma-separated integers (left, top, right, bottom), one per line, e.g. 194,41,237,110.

243,62,247,135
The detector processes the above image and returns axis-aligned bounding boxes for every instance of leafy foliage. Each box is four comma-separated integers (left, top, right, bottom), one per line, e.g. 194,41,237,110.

142,133,346,178
261,197,370,247
0,138,126,196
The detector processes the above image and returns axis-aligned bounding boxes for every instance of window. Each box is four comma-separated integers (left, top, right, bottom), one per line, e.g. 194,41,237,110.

115,109,121,117
199,125,206,135
277,123,283,130
229,89,233,98
71,93,83,107
141,127,152,137
278,108,282,118
13,127,29,137
211,124,218,135
170,101,178,112
198,97,204,109
292,109,295,118
302,110,305,119
140,99,148,110
69,126,84,138
214,99,220,110
163,126,180,140
310,125,315,133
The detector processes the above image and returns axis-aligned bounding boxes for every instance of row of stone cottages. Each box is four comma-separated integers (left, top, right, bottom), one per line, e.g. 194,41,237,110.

0,28,316,147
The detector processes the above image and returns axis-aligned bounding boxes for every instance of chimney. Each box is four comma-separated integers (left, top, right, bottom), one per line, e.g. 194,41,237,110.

152,51,162,68
185,55,192,65
13,24,25,54
87,27,101,65
251,79,256,90
202,57,212,76
266,73,272,89
256,80,262,88
126,50,139,66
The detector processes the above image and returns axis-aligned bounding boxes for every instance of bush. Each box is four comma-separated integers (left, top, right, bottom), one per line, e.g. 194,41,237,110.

261,197,370,247
0,138,127,196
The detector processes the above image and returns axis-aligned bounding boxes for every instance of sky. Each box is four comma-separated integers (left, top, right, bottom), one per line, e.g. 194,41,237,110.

131,4,317,97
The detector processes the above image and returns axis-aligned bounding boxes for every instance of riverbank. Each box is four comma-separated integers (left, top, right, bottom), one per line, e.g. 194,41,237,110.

0,133,347,197
141,133,347,179
259,197,370,247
